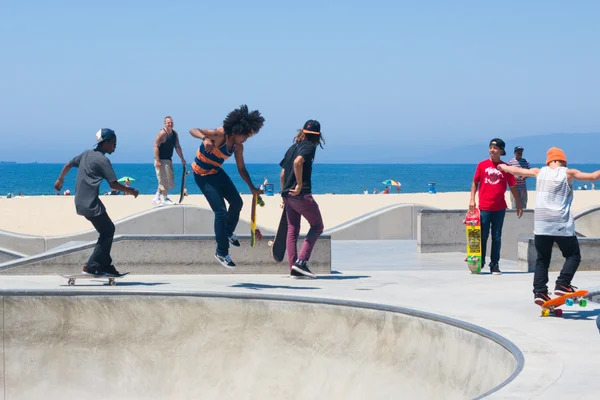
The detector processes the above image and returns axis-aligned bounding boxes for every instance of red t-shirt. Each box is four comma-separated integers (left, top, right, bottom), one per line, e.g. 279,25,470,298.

473,159,516,211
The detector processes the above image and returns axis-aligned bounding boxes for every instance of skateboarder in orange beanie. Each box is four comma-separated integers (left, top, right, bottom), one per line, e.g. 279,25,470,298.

498,147,600,305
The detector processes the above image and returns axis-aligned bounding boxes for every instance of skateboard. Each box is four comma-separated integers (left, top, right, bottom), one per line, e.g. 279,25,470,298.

250,194,264,248
178,164,187,204
60,272,130,286
540,290,589,317
463,209,482,274
269,204,288,262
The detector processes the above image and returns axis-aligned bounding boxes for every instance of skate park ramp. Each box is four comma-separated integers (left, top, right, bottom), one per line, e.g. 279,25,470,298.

574,206,600,237
0,292,523,400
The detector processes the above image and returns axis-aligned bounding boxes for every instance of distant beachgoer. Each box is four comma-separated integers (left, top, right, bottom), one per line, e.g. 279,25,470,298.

260,176,269,191
469,138,523,275
396,184,401,193
508,146,530,209
153,116,186,206
189,105,265,268
498,147,600,305
53,129,139,276
382,186,390,194
279,119,325,279
373,188,378,194
363,189,368,194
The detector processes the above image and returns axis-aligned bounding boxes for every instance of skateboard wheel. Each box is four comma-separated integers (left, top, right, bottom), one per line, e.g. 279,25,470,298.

580,299,587,307
566,298,574,306
268,241,273,246
109,279,116,286
68,278,75,286
541,309,550,317
555,309,563,317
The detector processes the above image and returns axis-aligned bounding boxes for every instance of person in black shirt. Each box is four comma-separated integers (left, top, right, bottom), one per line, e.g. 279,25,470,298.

279,120,325,278
54,129,139,276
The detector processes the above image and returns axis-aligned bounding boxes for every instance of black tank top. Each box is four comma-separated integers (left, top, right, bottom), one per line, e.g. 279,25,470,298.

158,130,177,160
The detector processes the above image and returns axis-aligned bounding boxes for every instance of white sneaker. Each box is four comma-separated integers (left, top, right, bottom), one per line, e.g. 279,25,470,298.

163,197,174,205
152,197,161,206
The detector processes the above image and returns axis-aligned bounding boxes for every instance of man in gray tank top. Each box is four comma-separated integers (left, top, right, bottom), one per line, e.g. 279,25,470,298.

498,147,600,306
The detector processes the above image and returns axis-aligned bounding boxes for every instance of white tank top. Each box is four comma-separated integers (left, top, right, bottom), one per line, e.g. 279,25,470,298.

534,166,575,236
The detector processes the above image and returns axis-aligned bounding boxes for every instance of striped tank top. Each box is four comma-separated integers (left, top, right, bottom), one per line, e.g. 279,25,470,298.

192,138,235,177
534,166,574,236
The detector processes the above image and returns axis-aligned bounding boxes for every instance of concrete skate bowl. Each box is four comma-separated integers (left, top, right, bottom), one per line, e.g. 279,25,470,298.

0,292,523,400
574,206,600,237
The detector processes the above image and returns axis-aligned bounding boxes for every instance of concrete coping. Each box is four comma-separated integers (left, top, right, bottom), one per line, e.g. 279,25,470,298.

0,289,524,399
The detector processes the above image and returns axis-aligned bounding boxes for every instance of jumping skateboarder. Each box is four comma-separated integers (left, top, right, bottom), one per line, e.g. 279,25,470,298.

279,119,326,279
188,105,265,268
54,129,139,276
498,147,600,305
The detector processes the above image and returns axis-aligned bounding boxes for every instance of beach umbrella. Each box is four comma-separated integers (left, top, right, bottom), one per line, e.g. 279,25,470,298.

382,179,401,186
118,176,135,183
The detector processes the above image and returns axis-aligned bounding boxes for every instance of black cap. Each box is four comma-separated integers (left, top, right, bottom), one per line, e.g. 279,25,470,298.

489,138,506,156
95,129,116,146
514,146,524,152
302,120,321,135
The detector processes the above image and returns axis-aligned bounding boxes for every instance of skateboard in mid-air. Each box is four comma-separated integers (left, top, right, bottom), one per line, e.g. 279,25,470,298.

250,193,264,248
178,164,187,204
269,204,288,262
540,290,589,317
60,271,130,286
463,208,482,274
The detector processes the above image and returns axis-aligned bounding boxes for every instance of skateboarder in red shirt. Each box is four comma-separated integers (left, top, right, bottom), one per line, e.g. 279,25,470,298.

469,138,523,275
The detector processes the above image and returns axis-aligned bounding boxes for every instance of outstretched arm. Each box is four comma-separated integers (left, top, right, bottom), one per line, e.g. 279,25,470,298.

498,164,540,178
234,144,260,195
189,127,223,140
568,169,600,182
108,180,139,197
54,161,74,191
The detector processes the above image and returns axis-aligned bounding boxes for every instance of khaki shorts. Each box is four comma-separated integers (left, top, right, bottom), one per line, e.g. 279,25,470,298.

155,159,174,191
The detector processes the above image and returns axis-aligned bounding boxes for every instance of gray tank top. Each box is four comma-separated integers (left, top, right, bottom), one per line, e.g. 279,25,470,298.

534,166,575,236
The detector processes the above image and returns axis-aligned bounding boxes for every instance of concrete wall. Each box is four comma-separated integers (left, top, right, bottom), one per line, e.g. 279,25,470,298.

324,204,433,240
0,234,331,275
517,237,600,272
417,209,535,261
0,248,24,263
0,205,274,257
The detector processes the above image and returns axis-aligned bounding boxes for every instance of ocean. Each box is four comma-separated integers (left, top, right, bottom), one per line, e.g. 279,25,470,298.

1,163,599,196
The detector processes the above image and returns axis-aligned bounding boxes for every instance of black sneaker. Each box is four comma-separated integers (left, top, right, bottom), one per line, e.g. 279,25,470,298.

554,283,577,296
103,264,122,276
228,234,240,247
290,268,308,279
534,291,552,306
82,265,103,276
291,260,316,279
490,264,502,275
215,253,236,269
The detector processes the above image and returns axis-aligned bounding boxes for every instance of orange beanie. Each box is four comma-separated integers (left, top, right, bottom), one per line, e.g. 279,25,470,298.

546,147,567,165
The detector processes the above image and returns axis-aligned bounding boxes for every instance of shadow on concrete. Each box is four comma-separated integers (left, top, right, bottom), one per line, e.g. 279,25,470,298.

231,283,320,291
561,308,600,321
317,275,371,280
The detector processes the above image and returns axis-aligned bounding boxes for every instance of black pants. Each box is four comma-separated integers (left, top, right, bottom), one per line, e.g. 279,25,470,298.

85,212,115,270
533,235,581,293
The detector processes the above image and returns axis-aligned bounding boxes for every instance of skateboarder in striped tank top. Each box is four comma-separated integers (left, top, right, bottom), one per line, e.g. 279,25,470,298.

498,148,600,305
189,105,265,268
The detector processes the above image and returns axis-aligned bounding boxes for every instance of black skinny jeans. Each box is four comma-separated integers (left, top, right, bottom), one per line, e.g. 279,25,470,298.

533,235,581,293
85,212,116,270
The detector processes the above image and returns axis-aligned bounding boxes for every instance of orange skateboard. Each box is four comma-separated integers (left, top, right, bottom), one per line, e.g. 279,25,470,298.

540,290,589,317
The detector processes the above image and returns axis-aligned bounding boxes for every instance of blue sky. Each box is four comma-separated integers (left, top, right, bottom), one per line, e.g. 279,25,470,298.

1,0,599,163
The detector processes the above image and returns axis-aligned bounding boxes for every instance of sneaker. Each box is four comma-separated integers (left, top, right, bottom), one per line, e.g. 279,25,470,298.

554,283,577,296
163,197,174,205
229,234,240,247
534,291,552,306
103,264,122,276
152,197,161,206
215,253,236,269
290,268,308,279
291,260,316,279
82,265,103,276
490,264,502,275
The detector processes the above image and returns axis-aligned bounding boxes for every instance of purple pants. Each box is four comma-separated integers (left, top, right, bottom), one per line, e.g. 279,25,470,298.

283,194,324,269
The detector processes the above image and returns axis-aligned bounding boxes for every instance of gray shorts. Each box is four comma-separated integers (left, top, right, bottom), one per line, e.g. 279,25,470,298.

511,187,528,209
155,159,174,191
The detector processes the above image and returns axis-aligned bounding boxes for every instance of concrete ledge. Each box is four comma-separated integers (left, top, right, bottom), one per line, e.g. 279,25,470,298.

417,209,534,261
517,237,600,272
324,204,434,240
0,234,331,275
0,248,25,263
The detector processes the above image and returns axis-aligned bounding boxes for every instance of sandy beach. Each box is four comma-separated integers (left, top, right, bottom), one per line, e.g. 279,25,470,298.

1,191,600,237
